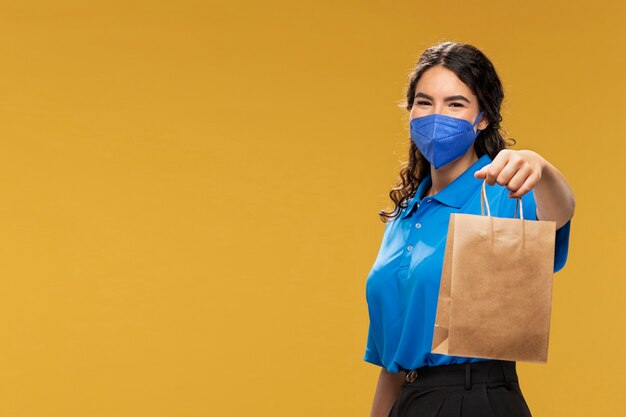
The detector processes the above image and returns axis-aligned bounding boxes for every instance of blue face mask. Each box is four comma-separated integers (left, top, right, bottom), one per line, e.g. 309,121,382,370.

409,111,484,169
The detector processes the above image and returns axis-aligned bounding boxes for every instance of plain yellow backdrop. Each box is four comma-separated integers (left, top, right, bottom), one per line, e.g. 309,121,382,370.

0,1,624,416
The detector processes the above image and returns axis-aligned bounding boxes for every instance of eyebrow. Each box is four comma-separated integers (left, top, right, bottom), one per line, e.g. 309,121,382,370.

414,92,471,103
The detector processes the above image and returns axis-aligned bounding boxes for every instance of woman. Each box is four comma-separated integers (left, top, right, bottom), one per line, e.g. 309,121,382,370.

364,42,575,417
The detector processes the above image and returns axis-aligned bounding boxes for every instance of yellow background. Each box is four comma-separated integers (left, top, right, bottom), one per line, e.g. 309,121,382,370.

0,1,624,416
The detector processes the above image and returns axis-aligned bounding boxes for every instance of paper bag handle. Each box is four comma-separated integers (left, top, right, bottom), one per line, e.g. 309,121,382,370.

480,179,524,219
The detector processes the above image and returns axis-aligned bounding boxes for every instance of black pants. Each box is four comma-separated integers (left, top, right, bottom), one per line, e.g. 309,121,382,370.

388,360,533,417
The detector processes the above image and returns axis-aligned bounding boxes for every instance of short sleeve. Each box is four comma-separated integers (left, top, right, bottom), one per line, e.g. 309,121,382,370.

499,189,572,273
552,218,571,273
364,322,383,367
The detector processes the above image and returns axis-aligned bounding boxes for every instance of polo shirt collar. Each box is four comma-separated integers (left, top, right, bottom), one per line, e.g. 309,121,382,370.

400,153,493,219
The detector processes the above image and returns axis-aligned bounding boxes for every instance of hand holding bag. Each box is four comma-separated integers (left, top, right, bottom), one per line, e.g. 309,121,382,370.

431,180,556,363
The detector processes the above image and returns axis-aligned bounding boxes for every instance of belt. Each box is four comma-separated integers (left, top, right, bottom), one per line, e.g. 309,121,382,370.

403,360,517,390
390,361,519,417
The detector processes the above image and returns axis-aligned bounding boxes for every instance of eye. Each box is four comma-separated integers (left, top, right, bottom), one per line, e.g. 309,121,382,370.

450,102,464,108
415,100,431,106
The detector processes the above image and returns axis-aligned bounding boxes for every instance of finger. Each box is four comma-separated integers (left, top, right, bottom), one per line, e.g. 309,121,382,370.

494,159,523,187
508,172,539,198
505,165,532,194
474,165,489,179
482,151,511,186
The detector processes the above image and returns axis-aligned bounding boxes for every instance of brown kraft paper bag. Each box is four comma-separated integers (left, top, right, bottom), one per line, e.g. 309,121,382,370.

431,180,556,363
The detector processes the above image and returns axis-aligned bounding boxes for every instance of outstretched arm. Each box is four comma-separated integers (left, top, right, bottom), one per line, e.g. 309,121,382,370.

474,149,575,229
532,156,576,229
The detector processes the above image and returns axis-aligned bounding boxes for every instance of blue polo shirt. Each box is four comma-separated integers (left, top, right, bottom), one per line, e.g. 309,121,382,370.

364,153,572,373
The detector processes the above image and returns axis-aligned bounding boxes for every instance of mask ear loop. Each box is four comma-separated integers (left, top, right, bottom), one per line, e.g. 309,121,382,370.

472,111,484,137
474,111,484,125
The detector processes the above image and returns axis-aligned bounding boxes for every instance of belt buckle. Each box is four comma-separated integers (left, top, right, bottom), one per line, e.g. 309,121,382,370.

405,369,418,383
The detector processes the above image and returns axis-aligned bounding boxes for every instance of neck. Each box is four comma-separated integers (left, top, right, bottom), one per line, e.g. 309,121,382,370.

428,150,478,196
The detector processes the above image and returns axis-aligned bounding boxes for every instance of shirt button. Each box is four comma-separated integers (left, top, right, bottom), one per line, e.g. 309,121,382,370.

426,198,432,203
407,245,413,252
415,223,422,229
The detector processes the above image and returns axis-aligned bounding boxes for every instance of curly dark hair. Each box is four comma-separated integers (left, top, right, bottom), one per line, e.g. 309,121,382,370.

378,41,516,223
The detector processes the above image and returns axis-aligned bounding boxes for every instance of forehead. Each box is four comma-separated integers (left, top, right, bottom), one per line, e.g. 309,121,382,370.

415,65,475,97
